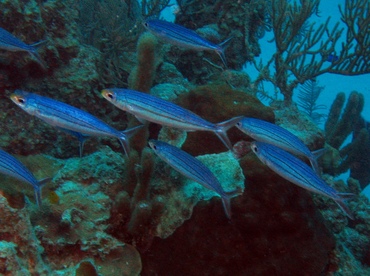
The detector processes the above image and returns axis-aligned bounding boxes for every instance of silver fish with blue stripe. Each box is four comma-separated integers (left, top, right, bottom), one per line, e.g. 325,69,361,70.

10,90,142,157
102,88,243,152
236,117,324,175
0,27,46,68
0,149,51,206
149,140,242,219
250,141,354,219
144,19,232,67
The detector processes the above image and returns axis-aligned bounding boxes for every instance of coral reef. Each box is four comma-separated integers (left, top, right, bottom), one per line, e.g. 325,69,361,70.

1,0,370,274
141,150,337,275
0,145,244,273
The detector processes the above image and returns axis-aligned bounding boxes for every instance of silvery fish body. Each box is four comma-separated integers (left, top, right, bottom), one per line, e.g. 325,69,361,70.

10,90,142,156
0,149,50,206
144,19,231,67
149,140,241,219
237,117,322,175
102,88,242,151
0,27,46,68
250,141,354,219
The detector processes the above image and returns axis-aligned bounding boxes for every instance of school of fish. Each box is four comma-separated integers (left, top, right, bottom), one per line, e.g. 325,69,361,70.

0,19,354,220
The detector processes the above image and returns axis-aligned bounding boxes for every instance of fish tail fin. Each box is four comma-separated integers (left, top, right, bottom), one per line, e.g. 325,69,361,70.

215,116,244,151
119,124,145,156
216,36,233,68
334,193,356,220
309,148,326,175
30,50,47,69
221,188,243,220
34,177,52,207
29,40,47,69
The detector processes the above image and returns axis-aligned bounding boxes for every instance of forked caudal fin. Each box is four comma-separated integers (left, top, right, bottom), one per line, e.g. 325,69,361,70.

118,125,144,156
34,177,52,207
29,40,47,69
214,116,244,151
334,193,355,220
309,148,326,176
216,36,233,68
221,188,243,220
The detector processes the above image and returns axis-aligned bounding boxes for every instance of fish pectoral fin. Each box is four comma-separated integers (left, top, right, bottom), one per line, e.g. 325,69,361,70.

135,116,147,124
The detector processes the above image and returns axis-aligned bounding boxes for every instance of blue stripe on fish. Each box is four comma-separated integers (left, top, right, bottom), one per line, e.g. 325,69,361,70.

144,19,232,67
236,117,323,175
0,149,51,206
10,90,142,157
250,141,354,219
0,27,46,68
149,140,242,219
102,88,243,151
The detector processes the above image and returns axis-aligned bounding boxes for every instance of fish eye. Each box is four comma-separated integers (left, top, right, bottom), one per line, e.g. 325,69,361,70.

236,122,241,127
152,144,157,150
106,93,114,99
251,145,258,152
17,97,25,104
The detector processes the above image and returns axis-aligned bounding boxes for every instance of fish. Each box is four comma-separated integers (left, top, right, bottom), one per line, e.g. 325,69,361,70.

0,27,46,68
236,117,324,175
144,19,232,67
10,90,143,157
101,88,243,151
250,141,354,219
148,139,242,219
326,54,339,63
0,148,51,206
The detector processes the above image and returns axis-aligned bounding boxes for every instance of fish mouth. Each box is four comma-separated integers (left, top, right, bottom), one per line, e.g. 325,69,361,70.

10,94,22,105
101,89,115,101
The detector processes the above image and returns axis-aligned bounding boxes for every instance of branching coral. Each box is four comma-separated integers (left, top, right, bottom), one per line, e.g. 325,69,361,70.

253,0,370,104
297,79,327,123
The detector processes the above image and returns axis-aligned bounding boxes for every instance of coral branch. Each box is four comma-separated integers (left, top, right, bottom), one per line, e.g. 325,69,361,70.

253,0,370,104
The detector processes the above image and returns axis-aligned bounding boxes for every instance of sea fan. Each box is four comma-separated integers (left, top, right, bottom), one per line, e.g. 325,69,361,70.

297,79,327,123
